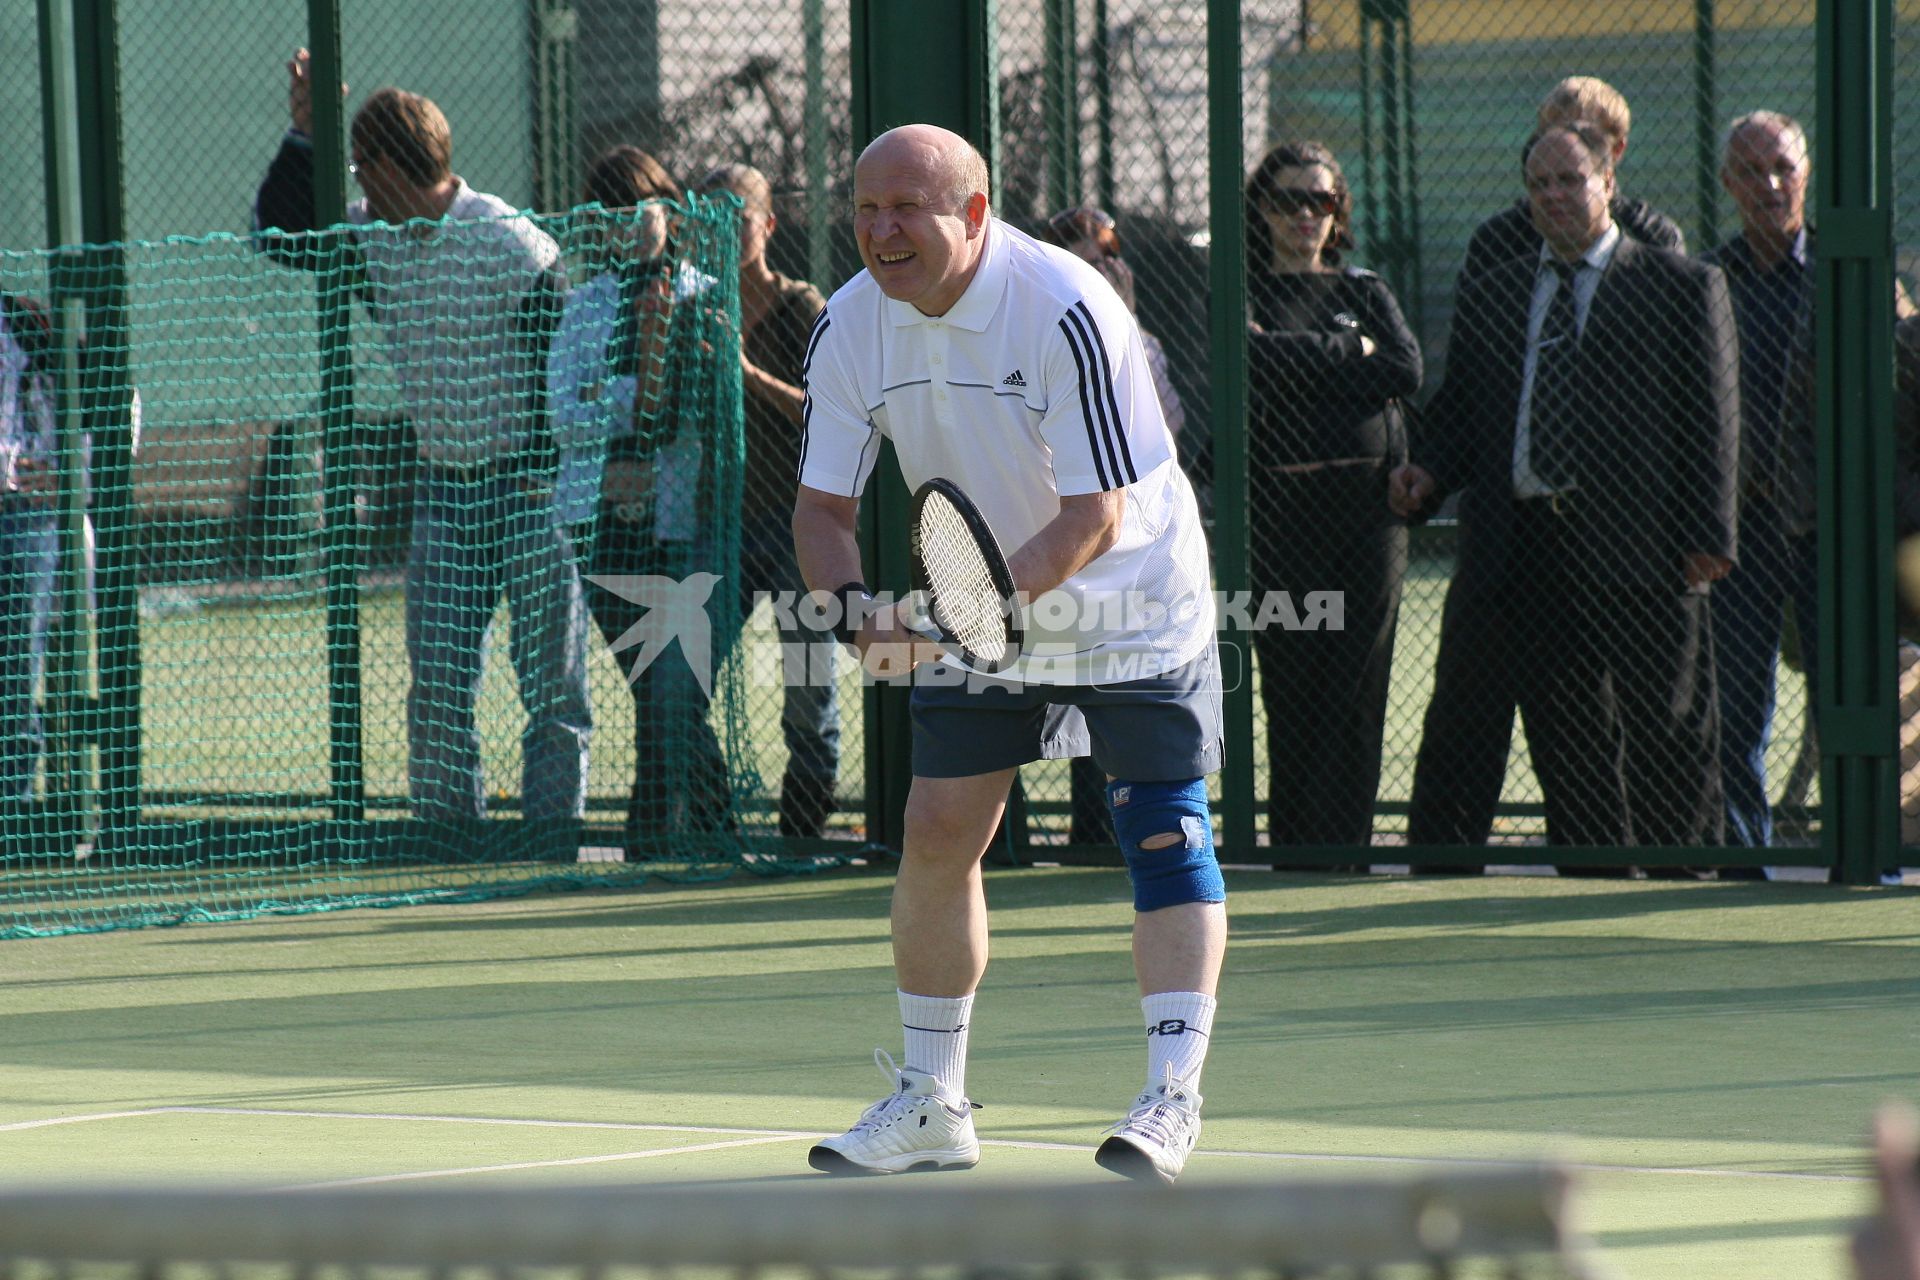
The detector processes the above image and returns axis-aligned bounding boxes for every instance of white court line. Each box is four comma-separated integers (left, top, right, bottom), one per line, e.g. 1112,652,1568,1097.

5,1105,1869,1185
155,1105,817,1139
277,1134,812,1191
0,1110,168,1132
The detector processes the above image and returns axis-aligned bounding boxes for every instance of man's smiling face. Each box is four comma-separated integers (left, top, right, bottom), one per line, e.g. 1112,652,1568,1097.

852,131,986,317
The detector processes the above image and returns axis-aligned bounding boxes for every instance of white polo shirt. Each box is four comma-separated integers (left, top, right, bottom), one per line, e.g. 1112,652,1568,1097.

350,181,560,468
800,217,1213,684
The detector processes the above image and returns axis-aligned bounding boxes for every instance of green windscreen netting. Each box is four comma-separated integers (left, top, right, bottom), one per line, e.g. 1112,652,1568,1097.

0,192,850,939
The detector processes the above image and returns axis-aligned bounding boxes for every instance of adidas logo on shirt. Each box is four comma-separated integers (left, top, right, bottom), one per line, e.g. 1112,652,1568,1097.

1001,369,1026,388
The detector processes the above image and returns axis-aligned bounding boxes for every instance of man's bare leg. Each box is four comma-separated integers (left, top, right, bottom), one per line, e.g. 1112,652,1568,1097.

1134,899,1227,997
892,768,1017,996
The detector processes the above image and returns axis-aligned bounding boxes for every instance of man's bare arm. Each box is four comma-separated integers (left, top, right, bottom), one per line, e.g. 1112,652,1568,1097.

792,484,863,595
1006,488,1127,600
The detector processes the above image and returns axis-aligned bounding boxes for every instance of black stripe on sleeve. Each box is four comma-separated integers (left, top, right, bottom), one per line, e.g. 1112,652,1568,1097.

798,389,813,482
1058,308,1117,489
1072,300,1137,483
801,310,831,375
797,312,831,483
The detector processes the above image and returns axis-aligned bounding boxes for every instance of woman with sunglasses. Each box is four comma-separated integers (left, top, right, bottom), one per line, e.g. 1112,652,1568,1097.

1244,140,1422,851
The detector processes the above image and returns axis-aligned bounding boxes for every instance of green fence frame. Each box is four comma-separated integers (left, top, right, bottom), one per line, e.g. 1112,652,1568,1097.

22,0,1904,880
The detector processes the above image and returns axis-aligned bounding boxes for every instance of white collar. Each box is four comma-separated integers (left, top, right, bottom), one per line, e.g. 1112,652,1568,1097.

885,217,1008,332
1540,221,1622,275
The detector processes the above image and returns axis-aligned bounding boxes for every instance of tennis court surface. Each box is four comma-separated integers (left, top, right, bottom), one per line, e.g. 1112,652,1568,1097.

3,867,1910,1278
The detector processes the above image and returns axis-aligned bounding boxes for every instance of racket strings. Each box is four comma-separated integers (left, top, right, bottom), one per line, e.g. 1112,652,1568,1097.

918,494,1012,662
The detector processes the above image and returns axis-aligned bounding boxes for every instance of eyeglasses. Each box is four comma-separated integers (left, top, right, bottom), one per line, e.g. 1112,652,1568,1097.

1261,188,1339,217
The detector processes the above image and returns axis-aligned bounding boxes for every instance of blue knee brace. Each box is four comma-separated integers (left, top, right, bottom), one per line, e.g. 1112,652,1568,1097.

1108,777,1225,912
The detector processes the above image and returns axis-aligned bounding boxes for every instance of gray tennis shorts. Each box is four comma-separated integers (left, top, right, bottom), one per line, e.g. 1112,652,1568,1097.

909,641,1224,781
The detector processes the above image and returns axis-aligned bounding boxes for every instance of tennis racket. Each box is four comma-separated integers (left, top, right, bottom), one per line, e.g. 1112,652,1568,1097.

904,477,1024,673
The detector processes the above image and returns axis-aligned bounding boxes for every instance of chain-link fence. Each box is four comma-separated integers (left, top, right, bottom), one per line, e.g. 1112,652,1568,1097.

1,1,1912,936
992,0,1868,867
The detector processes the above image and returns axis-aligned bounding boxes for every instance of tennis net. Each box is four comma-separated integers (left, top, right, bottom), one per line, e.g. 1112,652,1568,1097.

0,1170,1610,1280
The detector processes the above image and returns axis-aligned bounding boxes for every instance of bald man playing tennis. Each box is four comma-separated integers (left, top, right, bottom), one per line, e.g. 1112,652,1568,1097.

792,123,1226,1184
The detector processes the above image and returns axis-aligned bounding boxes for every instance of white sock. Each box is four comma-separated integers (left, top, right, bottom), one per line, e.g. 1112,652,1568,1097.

1142,991,1217,1093
899,990,973,1096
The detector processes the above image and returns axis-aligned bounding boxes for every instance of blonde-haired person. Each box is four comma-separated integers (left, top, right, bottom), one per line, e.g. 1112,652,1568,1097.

1459,76,1684,283
1242,140,1421,850
692,161,841,838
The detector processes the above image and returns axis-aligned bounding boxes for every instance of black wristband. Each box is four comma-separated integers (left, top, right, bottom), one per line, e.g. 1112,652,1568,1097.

832,580,874,648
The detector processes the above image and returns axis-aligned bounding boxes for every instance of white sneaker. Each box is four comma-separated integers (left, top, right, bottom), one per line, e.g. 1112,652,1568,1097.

1095,1068,1203,1184
808,1048,980,1175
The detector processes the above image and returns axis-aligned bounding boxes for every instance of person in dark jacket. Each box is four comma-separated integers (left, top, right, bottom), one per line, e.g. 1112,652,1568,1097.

1392,122,1740,854
1245,141,1422,848
1407,76,1686,865
1459,76,1685,281
1699,111,1815,854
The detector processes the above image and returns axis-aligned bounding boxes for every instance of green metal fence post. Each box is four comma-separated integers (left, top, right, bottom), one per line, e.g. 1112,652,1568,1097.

803,0,834,293
1209,0,1252,858
531,0,580,214
1402,14,1425,335
1378,12,1407,284
1358,9,1378,252
1359,0,1422,331
73,0,136,843
1814,0,1896,884
39,0,132,849
1091,0,1114,214
36,0,84,854
849,0,998,851
308,0,365,825
1044,0,1079,215
1693,0,1719,247
42,262,91,844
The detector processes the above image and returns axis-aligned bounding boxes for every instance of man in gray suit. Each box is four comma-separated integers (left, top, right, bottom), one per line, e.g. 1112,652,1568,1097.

1392,121,1740,851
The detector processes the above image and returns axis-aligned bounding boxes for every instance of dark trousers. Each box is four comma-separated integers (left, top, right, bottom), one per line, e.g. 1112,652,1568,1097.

1472,501,1723,847
1710,497,1820,848
1251,464,1407,846
1406,567,1516,847
739,521,842,838
581,513,733,849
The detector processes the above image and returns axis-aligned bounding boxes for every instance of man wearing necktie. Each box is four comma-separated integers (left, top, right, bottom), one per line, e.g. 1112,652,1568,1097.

1391,120,1741,854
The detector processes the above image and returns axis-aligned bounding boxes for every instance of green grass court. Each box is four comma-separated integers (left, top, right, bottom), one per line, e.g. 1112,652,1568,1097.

3,867,1907,1278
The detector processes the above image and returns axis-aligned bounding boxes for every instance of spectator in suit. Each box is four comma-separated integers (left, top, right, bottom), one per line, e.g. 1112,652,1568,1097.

253,50,591,830
1390,121,1740,853
1408,76,1686,859
1460,76,1685,280
1699,112,1816,853
1242,141,1422,848
1036,204,1187,846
